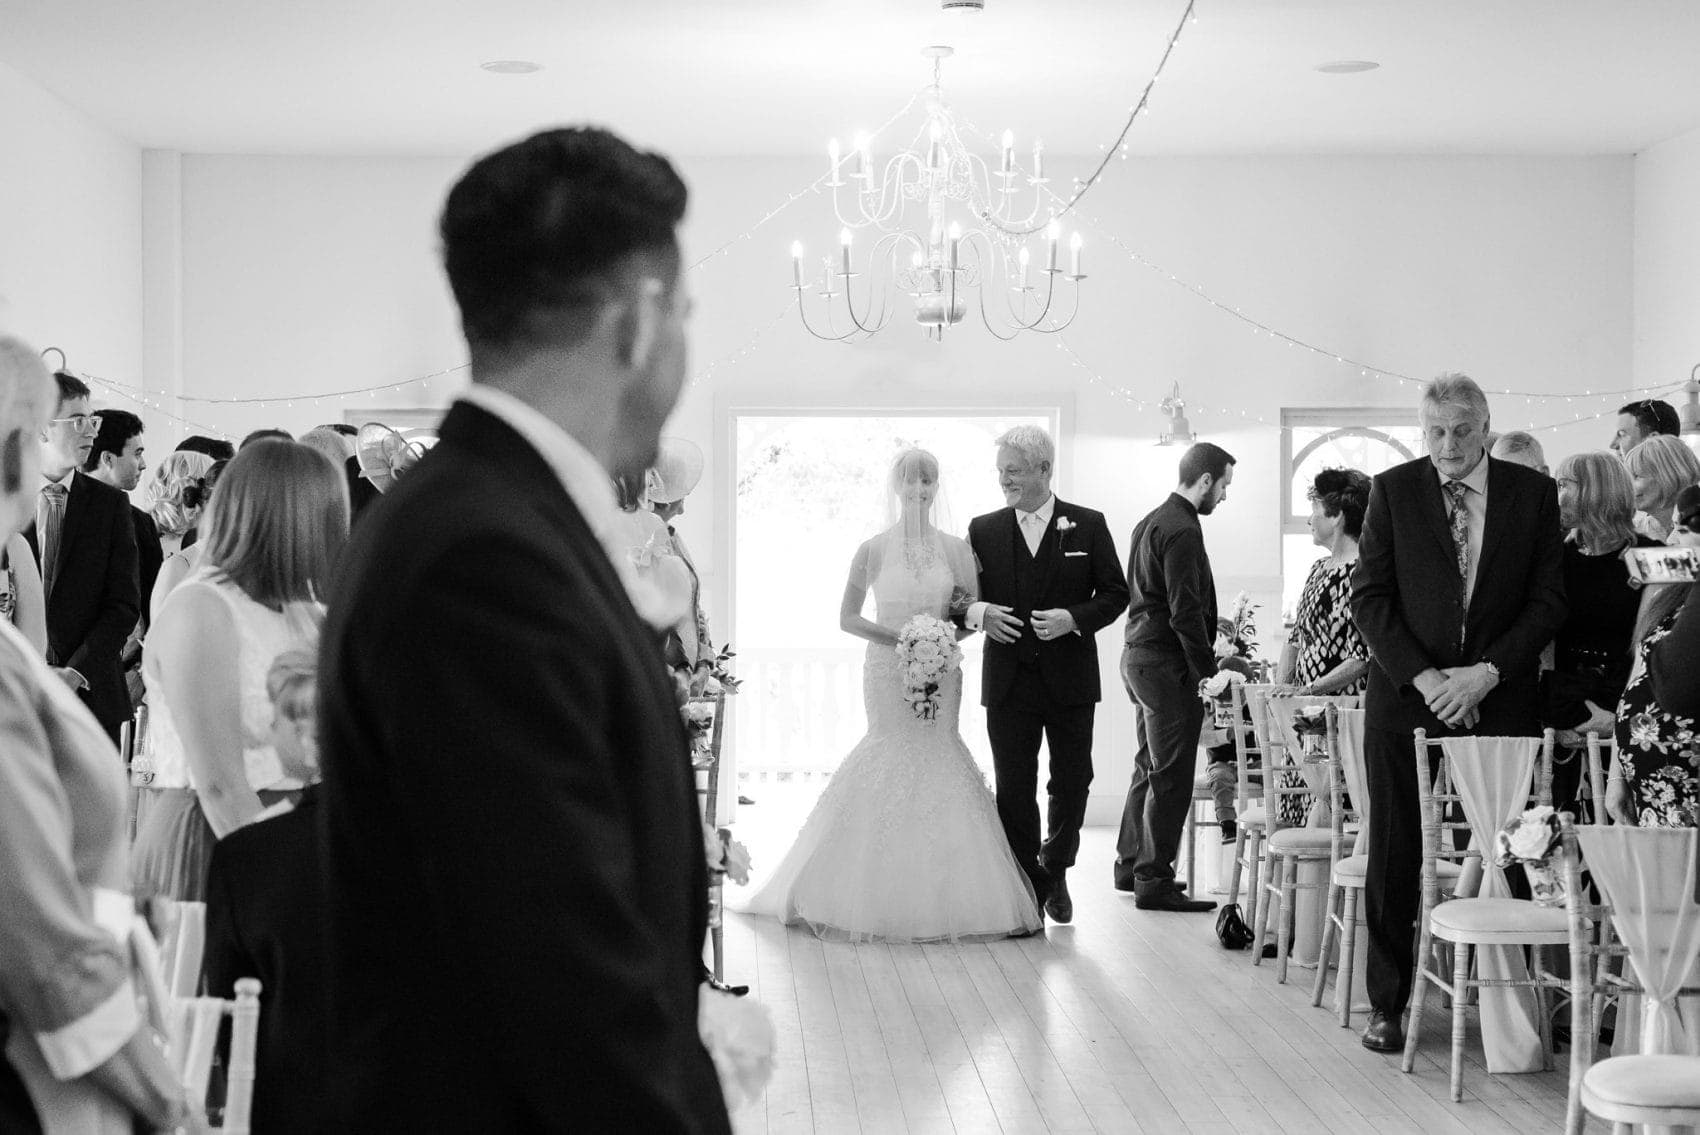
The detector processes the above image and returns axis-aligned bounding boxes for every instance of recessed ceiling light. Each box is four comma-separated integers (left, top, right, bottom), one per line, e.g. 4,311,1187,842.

1315,60,1380,74
480,60,543,75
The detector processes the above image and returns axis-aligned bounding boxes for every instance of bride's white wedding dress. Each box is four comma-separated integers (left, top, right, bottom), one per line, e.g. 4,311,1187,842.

742,534,1042,942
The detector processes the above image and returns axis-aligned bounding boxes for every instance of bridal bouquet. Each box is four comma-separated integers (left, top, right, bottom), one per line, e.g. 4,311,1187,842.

1494,805,1565,906
896,614,961,722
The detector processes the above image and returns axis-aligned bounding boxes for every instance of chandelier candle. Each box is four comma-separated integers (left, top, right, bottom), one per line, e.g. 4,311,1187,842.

790,44,1085,341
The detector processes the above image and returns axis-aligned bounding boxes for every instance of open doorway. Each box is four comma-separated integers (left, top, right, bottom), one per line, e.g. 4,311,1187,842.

730,409,1057,830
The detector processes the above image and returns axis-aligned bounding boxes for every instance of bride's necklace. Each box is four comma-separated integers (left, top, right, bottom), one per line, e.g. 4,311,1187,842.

899,534,939,574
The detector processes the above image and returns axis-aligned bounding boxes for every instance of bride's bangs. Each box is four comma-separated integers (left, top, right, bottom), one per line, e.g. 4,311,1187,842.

888,447,938,492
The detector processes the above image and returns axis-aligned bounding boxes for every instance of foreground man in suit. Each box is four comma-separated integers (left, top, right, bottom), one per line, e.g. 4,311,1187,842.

963,425,1129,924
1350,373,1565,1053
319,127,728,1131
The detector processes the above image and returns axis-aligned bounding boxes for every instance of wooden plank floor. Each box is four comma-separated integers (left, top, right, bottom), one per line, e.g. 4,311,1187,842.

721,827,1598,1135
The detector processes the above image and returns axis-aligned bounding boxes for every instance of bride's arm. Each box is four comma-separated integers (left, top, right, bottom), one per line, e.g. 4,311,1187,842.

840,544,898,647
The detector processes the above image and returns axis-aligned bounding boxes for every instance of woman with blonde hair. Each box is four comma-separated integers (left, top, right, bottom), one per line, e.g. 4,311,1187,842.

1624,433,1700,541
132,439,349,900
141,448,215,556
0,336,189,1130
1542,451,1659,812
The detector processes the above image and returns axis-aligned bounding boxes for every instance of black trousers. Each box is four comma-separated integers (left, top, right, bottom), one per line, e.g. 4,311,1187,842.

986,663,1096,899
1115,650,1205,896
1363,724,1437,1017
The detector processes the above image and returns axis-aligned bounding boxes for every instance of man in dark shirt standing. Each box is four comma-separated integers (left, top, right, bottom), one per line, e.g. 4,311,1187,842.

1116,442,1235,912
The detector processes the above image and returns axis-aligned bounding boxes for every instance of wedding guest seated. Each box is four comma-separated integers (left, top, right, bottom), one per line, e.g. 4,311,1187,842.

0,336,188,1132
1201,653,1257,842
1489,430,1548,475
204,650,325,1135
132,441,346,900
1625,433,1700,541
1611,397,1681,456
1542,451,1658,815
150,458,226,621
31,371,139,743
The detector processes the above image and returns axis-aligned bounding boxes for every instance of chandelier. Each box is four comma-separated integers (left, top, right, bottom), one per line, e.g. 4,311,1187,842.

789,46,1085,342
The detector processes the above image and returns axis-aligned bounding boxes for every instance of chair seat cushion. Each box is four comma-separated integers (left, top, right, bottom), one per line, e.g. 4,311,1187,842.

1582,1055,1700,1114
1429,897,1568,944
1267,827,1334,853
1333,855,1461,885
1237,805,1266,827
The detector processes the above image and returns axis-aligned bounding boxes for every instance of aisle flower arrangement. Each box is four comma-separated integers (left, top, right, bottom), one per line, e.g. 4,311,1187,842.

1291,705,1330,760
1494,805,1565,905
896,614,961,721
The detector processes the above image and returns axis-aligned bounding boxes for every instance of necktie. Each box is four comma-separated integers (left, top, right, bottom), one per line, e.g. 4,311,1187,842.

38,483,67,598
1020,511,1042,556
1446,479,1470,648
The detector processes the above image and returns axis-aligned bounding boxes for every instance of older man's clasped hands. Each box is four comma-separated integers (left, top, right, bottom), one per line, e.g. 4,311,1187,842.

1413,662,1499,729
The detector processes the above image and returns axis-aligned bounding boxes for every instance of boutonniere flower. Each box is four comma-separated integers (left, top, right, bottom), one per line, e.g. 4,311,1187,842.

1055,516,1076,533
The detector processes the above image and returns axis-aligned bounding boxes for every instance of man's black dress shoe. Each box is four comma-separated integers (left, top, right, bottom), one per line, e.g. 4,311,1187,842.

1361,1010,1404,1053
1133,888,1217,913
1044,876,1073,923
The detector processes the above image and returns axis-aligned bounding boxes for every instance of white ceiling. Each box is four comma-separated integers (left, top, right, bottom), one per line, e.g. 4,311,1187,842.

2,0,1699,157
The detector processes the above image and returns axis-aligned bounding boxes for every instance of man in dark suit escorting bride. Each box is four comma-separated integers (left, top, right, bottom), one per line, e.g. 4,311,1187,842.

317,127,728,1131
962,426,1129,924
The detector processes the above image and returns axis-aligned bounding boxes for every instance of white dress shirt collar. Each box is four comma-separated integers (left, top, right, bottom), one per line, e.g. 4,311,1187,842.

1445,453,1490,496
455,385,617,545
1017,493,1056,528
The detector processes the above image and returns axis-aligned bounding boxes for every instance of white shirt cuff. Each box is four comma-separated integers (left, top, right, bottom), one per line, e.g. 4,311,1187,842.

965,602,988,631
36,977,139,1081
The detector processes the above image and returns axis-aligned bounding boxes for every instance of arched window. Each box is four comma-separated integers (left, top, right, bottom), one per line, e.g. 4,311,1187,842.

1280,409,1421,618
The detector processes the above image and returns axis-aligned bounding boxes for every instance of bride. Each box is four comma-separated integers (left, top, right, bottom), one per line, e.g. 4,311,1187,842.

742,447,1042,941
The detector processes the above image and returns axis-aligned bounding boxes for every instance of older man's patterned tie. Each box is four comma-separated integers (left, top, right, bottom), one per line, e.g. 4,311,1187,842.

1446,479,1470,649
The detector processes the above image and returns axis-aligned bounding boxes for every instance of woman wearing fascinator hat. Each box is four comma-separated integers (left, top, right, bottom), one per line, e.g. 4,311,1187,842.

645,437,712,668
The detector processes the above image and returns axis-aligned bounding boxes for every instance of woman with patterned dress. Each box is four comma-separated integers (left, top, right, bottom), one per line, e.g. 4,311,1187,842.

1609,576,1700,828
0,530,45,654
1273,469,1372,824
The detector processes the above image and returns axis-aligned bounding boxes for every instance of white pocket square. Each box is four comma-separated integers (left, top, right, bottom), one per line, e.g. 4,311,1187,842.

1064,551,1088,558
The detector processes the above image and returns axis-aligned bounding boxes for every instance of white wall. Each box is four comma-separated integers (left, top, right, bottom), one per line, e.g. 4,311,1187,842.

1635,123,1700,405
0,61,143,402
162,149,1634,821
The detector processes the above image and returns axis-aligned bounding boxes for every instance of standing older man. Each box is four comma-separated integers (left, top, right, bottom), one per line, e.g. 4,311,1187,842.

1350,373,1565,1053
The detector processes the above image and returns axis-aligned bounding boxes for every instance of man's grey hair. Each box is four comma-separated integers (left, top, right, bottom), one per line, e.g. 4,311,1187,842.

1490,430,1545,469
995,425,1055,470
1421,372,1492,424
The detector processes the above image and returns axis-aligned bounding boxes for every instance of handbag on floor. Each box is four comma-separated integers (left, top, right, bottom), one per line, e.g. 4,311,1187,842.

1215,902,1254,949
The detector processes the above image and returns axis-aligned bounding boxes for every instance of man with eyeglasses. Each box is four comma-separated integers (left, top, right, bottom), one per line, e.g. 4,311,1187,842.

1612,398,1680,455
23,371,139,743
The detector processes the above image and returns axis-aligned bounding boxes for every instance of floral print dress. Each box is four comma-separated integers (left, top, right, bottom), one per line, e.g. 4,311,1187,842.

1616,606,1700,827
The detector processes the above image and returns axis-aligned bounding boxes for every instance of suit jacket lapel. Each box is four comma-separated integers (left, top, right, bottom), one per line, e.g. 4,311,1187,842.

1418,466,1462,593
1470,460,1514,617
